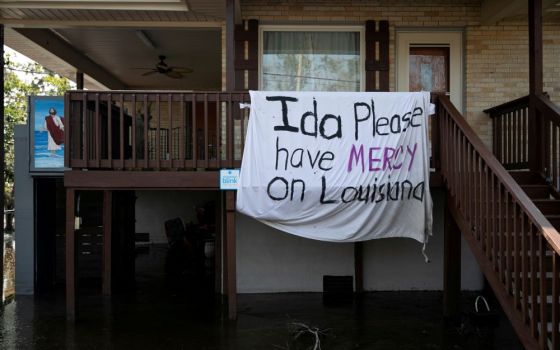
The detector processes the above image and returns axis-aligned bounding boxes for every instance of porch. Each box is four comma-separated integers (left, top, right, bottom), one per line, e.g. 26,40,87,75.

4,0,560,349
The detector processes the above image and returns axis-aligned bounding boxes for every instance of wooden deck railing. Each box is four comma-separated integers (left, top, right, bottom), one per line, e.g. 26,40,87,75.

64,91,250,170
484,95,530,170
65,91,443,172
534,95,560,192
484,93,560,193
439,94,560,349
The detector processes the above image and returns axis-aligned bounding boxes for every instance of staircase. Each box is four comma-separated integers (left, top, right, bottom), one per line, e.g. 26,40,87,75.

435,94,560,350
512,170,560,349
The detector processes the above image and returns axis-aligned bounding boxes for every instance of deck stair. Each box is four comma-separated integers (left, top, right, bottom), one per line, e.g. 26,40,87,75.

437,93,560,350
511,171,560,348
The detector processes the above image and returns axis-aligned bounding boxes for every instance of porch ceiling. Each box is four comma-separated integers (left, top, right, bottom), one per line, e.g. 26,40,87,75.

1,1,227,90
482,0,560,23
57,27,222,90
5,27,106,89
7,27,222,90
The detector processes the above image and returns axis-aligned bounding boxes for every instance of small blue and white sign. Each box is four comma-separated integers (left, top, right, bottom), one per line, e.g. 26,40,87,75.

220,169,240,190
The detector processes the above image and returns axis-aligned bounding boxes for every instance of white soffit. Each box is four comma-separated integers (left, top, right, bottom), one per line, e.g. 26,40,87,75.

0,0,189,11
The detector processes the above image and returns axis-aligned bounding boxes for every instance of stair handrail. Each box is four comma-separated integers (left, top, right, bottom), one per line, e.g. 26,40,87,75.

484,95,530,116
483,92,550,116
534,93,560,125
437,94,560,255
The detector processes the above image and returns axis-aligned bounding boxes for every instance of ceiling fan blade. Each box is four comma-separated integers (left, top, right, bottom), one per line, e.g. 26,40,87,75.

166,71,183,79
171,67,193,74
141,70,158,76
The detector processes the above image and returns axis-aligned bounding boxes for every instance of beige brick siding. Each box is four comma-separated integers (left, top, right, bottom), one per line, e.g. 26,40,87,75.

467,22,560,147
236,0,560,149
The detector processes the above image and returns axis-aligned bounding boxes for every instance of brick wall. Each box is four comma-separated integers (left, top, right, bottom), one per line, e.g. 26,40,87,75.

467,22,560,146
238,0,560,148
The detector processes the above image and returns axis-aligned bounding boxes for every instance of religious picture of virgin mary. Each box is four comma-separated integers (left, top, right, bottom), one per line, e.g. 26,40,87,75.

32,96,65,169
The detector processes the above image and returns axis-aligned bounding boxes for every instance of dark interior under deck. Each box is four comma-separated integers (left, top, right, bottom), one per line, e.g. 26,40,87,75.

35,177,66,295
35,185,219,306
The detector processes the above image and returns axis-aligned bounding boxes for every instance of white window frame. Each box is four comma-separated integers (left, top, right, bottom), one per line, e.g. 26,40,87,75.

396,30,464,112
259,25,366,92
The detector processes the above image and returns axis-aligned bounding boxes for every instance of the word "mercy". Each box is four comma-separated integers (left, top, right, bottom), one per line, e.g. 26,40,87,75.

347,143,418,172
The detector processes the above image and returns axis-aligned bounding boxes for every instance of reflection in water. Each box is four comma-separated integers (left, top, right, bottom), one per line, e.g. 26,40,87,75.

1,299,17,349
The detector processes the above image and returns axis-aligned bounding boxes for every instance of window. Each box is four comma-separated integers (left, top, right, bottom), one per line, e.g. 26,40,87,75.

260,27,363,91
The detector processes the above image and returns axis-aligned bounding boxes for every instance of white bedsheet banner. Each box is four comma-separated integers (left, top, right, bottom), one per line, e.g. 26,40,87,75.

237,91,433,243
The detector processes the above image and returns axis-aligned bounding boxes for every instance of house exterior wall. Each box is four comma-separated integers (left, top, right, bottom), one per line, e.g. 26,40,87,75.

240,0,560,148
237,189,484,292
232,0,560,293
362,189,482,290
237,213,355,293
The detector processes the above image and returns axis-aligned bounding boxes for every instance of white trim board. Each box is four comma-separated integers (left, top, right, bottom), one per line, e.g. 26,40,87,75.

0,0,189,11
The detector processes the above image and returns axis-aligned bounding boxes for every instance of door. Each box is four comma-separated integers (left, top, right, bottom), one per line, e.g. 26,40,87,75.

408,46,450,95
396,31,462,112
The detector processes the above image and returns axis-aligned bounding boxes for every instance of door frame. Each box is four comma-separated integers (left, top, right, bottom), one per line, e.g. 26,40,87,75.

396,29,464,113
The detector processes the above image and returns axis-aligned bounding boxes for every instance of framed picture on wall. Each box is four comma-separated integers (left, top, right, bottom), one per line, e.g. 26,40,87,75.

29,96,66,172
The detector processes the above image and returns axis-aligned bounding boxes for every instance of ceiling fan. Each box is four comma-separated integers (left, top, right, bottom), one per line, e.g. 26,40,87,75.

134,55,193,79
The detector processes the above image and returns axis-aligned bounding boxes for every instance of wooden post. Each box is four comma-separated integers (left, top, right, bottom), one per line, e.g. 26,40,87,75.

225,0,237,320
354,242,363,293
528,0,544,174
0,24,4,303
215,192,223,295
225,0,235,92
225,191,237,320
528,0,543,96
354,20,390,293
66,188,77,321
222,193,228,297
102,190,112,296
76,71,84,90
443,195,461,318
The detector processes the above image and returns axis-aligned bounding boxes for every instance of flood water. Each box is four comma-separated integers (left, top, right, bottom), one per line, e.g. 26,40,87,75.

0,245,523,350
